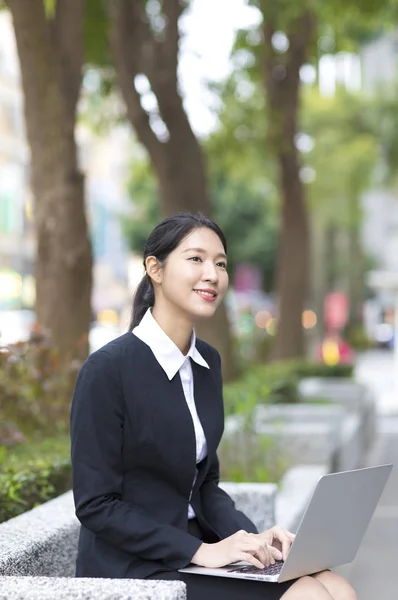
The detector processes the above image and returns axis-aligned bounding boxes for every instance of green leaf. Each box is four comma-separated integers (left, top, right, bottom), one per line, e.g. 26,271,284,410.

43,0,56,19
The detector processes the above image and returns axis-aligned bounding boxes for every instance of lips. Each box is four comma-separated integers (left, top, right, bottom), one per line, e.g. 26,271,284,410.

193,289,217,298
193,289,218,303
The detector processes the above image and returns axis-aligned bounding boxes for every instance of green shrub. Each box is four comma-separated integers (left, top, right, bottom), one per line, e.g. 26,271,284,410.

219,427,289,484
345,325,373,351
0,334,81,442
0,436,71,524
223,359,353,415
290,360,354,379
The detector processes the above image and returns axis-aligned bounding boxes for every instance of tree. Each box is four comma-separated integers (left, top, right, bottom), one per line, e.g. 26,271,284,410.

123,155,279,293
6,0,92,359
107,0,238,380
301,88,378,333
239,0,398,360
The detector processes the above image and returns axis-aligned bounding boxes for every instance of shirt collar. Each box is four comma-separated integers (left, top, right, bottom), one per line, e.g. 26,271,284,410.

132,308,209,380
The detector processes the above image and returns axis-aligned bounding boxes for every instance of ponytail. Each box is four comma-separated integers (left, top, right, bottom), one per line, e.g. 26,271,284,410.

130,274,155,329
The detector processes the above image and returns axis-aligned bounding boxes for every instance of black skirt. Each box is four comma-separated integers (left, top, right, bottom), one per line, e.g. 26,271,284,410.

146,519,297,600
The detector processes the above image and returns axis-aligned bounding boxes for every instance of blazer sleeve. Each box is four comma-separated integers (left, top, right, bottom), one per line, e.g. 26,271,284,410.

70,350,202,570
200,452,258,537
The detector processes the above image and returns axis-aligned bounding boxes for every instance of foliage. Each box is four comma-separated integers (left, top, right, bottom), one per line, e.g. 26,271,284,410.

345,324,373,350
223,359,354,416
43,0,55,19
361,80,398,187
0,333,81,443
301,88,378,225
84,0,110,66
0,436,71,523
219,356,354,483
122,151,280,290
219,425,289,484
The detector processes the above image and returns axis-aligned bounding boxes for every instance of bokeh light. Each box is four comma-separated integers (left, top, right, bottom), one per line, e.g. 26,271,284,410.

266,318,277,336
238,314,255,335
302,310,317,329
254,310,272,329
322,340,340,366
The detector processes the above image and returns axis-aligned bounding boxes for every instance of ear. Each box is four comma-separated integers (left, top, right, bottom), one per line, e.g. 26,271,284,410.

145,256,163,284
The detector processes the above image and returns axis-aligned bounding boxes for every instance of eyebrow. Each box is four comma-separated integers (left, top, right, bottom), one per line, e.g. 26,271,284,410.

182,247,228,260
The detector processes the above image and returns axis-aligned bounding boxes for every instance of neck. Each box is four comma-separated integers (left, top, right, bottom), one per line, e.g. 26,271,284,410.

151,304,193,356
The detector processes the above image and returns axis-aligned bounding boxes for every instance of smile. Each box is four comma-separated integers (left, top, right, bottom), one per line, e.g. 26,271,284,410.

193,290,217,301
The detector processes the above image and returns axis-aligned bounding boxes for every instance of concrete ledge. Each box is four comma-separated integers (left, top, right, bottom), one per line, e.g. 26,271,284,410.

220,481,277,532
299,378,377,466
0,577,186,600
0,482,278,581
225,402,364,473
275,465,328,532
0,491,78,577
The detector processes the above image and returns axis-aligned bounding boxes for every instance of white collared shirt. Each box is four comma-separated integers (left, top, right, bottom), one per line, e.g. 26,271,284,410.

132,308,209,518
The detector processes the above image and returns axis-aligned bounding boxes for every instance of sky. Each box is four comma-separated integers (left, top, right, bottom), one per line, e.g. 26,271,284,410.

178,0,260,136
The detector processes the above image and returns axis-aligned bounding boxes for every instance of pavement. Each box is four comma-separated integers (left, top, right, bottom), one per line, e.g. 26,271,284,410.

334,350,397,599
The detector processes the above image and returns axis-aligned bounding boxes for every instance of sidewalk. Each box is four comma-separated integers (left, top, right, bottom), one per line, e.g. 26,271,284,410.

334,350,397,599
334,415,398,598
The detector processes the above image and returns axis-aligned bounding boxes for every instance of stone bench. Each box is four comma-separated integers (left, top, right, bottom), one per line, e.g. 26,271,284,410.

0,577,186,600
298,377,377,454
225,402,367,473
0,482,277,598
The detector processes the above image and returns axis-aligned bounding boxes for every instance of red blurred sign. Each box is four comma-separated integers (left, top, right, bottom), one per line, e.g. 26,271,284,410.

324,292,349,331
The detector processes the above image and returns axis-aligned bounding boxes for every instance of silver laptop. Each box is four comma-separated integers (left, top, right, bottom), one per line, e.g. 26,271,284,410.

180,464,392,583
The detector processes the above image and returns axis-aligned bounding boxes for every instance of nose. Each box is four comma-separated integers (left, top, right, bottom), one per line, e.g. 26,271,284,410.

202,260,218,283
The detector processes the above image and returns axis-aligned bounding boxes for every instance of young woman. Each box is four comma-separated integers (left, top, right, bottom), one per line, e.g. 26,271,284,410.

70,212,357,600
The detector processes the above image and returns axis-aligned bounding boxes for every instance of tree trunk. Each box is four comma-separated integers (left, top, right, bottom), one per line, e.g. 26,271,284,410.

347,196,364,328
109,0,237,380
310,214,328,342
260,10,316,361
8,0,92,359
273,149,309,359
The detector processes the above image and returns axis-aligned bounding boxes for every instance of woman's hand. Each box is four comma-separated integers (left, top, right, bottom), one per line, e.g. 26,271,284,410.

190,529,283,569
256,526,296,561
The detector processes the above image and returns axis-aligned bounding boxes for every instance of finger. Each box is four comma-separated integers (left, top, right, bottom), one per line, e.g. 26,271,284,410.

268,544,283,561
242,542,272,566
255,544,273,567
239,552,265,570
252,543,269,567
282,538,291,560
271,527,291,560
282,530,295,558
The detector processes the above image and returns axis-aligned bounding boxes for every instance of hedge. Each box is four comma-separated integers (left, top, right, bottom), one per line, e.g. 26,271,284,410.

0,438,71,524
223,359,354,416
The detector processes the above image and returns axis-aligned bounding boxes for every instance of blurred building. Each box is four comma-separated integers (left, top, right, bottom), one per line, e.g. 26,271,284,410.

359,33,398,277
361,31,398,92
360,33,398,340
0,12,33,310
0,12,132,319
77,123,132,320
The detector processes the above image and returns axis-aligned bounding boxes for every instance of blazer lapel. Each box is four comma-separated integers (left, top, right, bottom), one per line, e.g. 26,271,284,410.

191,360,224,464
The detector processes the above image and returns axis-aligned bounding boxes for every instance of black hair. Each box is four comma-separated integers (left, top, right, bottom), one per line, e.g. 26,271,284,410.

130,212,227,329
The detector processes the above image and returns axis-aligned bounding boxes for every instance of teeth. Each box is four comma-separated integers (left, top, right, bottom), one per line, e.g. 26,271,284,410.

195,290,215,298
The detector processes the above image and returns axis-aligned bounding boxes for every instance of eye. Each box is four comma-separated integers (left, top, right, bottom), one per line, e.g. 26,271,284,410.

188,256,202,263
217,261,228,269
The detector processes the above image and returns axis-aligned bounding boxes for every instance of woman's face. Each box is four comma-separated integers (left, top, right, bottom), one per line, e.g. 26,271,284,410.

151,227,229,321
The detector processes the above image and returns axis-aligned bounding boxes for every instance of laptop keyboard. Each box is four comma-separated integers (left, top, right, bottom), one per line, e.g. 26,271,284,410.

227,560,284,577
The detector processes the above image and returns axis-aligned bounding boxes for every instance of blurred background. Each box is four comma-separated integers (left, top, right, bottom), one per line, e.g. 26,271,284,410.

1,1,398,373
2,4,398,593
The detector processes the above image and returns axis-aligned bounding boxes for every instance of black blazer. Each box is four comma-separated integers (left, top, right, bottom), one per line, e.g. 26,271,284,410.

70,332,257,579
